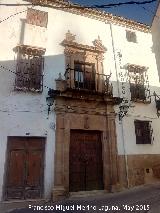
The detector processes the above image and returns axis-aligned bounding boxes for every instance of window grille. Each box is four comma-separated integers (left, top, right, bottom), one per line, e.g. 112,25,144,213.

134,120,153,144
128,65,149,101
15,45,45,92
130,83,146,101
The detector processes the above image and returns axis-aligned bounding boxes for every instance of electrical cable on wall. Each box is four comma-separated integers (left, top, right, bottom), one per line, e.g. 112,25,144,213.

0,0,157,25
0,9,27,23
0,0,157,8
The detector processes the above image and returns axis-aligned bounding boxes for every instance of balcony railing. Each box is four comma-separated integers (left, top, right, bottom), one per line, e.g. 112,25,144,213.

130,83,146,100
65,67,113,95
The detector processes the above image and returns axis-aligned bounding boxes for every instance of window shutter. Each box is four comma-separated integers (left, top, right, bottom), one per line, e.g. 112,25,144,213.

134,120,143,144
143,122,151,144
30,56,43,90
130,83,137,100
74,62,95,90
138,85,146,100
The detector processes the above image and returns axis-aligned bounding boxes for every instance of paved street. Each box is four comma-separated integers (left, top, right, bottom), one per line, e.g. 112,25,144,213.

5,183,160,213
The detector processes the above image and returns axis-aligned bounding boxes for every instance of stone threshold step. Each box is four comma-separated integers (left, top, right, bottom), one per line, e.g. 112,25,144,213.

69,190,107,198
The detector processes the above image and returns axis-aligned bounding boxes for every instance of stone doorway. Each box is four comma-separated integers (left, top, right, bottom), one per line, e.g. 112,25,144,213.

53,107,120,201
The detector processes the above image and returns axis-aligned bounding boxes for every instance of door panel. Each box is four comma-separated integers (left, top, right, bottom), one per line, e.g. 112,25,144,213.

7,150,26,187
69,130,103,192
85,133,103,191
27,150,43,186
25,150,43,199
70,133,85,191
6,150,26,199
5,137,45,200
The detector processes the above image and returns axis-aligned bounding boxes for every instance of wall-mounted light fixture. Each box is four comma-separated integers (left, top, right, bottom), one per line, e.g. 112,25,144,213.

153,91,160,117
46,88,60,116
118,99,130,121
46,96,54,115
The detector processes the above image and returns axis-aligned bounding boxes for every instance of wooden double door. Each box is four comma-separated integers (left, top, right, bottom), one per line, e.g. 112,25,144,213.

69,130,103,192
4,137,45,200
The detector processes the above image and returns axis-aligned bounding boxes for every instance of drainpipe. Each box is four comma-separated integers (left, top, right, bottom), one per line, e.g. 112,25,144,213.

105,86,112,192
108,21,129,188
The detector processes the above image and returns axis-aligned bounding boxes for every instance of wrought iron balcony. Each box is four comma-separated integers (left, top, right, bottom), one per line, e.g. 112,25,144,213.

130,83,151,103
130,83,146,101
64,67,113,96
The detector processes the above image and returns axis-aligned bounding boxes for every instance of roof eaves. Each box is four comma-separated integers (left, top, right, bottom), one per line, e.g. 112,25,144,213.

28,0,150,32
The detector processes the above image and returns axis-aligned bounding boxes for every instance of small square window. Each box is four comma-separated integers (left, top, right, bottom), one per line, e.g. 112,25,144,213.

126,31,137,43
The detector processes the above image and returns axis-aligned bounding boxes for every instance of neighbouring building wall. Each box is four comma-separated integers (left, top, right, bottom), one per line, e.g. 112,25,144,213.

112,23,160,187
152,1,160,82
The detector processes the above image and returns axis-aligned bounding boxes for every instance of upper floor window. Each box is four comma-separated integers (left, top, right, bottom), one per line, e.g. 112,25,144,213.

26,8,48,28
61,31,112,95
126,30,137,43
74,61,95,90
127,64,148,101
134,120,153,144
14,45,46,92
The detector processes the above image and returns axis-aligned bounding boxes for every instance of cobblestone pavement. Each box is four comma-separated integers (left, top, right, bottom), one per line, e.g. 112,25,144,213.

6,183,160,213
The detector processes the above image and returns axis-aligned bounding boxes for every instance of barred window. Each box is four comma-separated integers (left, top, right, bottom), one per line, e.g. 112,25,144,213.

26,8,48,28
126,31,137,43
130,83,146,101
134,120,152,144
15,45,45,92
128,65,147,101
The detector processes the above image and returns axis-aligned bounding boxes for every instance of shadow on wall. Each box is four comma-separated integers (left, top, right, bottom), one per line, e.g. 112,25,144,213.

1,56,160,110
0,55,121,99
0,54,65,97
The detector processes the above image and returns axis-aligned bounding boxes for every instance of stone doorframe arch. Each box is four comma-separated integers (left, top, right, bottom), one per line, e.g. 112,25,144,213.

52,98,120,201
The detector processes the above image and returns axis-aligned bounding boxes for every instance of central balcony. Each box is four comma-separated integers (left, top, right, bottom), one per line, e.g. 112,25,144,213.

62,67,113,96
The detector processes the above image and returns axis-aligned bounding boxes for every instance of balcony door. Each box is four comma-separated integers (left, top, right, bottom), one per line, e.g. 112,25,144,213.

74,62,95,90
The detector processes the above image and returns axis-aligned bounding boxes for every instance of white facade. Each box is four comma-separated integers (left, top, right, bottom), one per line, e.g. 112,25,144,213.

152,0,160,85
112,24,160,155
0,0,160,201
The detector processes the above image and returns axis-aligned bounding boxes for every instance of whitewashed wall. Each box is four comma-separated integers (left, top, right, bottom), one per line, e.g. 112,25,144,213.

152,2,160,79
0,0,117,201
0,0,160,201
112,24,160,155
0,1,58,200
